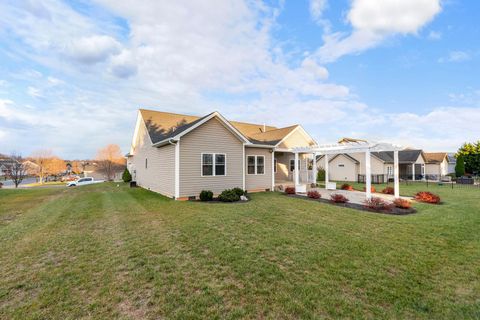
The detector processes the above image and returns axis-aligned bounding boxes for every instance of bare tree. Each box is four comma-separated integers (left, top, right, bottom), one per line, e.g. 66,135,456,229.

96,144,124,181
8,153,26,188
30,150,64,183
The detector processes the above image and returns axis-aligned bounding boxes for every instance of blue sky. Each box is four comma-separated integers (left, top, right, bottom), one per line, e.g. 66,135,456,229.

0,0,479,159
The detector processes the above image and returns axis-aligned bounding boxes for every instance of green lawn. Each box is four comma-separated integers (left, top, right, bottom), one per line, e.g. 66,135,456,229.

0,183,479,319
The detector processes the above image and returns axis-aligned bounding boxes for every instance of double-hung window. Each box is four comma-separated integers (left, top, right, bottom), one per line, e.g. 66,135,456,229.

202,153,226,176
247,155,265,175
289,159,301,172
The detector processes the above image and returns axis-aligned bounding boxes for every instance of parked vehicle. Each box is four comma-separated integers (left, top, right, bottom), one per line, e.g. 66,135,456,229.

66,177,104,187
61,175,80,182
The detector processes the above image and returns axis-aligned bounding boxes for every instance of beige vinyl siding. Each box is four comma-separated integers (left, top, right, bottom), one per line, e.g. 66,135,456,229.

131,121,175,197
179,117,243,197
245,147,273,191
329,155,358,182
274,152,291,181
277,129,314,149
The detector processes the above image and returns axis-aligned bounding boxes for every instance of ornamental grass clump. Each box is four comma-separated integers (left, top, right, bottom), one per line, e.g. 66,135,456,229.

307,190,321,199
330,193,349,203
341,183,354,191
415,191,441,204
393,198,412,209
363,197,393,211
285,187,296,194
382,187,394,195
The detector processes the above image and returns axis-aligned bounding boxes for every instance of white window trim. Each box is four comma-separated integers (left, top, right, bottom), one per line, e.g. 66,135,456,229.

289,159,301,172
201,153,227,177
247,155,265,175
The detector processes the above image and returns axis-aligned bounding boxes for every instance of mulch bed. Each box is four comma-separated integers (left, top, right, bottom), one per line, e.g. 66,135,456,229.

286,194,417,215
189,195,251,204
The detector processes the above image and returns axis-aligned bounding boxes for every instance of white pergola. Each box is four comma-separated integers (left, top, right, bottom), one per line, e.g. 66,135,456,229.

278,141,404,199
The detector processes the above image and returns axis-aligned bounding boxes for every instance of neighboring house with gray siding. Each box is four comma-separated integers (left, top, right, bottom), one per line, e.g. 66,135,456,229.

128,109,316,200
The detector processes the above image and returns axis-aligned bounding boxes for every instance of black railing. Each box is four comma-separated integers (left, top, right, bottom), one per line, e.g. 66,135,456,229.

358,174,386,184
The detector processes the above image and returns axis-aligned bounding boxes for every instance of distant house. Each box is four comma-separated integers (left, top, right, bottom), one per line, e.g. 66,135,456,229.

22,160,40,176
0,158,18,177
317,149,426,183
424,152,452,180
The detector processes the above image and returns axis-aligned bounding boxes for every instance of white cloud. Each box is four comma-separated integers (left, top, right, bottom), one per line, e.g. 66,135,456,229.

316,0,442,62
67,35,121,64
27,86,43,98
428,30,442,40
309,0,328,22
438,50,471,63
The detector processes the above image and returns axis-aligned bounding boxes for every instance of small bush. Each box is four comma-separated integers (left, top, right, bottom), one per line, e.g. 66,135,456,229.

363,186,376,193
232,187,246,197
364,197,393,211
122,168,132,182
285,186,296,194
341,183,354,191
382,187,394,195
199,190,213,201
415,191,441,204
218,189,240,202
330,193,349,203
393,198,412,209
317,168,325,182
307,190,321,199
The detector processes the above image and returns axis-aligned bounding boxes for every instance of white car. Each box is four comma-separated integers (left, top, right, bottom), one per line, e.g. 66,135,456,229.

67,177,104,187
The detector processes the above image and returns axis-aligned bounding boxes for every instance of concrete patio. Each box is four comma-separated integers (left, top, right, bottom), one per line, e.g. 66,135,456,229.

299,187,412,206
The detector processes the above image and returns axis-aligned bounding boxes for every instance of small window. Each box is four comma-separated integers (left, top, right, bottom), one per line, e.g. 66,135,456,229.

145,158,148,169
289,159,301,171
202,154,213,176
257,156,265,174
215,154,226,176
247,155,265,175
274,159,277,173
247,156,256,174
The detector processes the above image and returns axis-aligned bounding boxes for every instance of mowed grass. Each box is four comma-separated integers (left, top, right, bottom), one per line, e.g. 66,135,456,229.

0,183,479,319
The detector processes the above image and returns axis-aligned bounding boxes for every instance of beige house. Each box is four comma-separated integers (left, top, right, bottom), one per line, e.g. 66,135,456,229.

424,152,452,180
127,109,316,200
317,149,426,183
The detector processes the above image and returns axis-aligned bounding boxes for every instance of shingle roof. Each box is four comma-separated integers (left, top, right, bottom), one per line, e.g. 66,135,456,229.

424,152,449,164
139,109,296,146
316,153,360,164
372,150,424,163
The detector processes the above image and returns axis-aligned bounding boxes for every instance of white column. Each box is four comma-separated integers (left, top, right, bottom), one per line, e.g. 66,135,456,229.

271,151,275,191
294,152,299,186
324,154,329,187
312,153,317,185
412,163,416,181
365,150,372,200
174,140,180,199
394,150,400,198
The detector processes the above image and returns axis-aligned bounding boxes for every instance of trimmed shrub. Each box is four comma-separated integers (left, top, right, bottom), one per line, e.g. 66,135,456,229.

199,190,213,201
122,168,132,182
316,168,325,182
218,189,240,202
364,197,393,211
415,191,441,204
455,155,465,177
232,187,246,197
341,183,354,191
285,186,296,194
307,190,321,199
382,187,394,195
330,193,349,203
393,198,412,209
363,186,376,193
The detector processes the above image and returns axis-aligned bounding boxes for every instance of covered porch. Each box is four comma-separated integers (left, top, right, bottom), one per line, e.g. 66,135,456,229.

276,141,404,200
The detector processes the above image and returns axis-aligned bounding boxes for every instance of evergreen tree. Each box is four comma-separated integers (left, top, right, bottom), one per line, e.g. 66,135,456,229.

122,168,132,182
455,155,465,177
456,141,480,174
